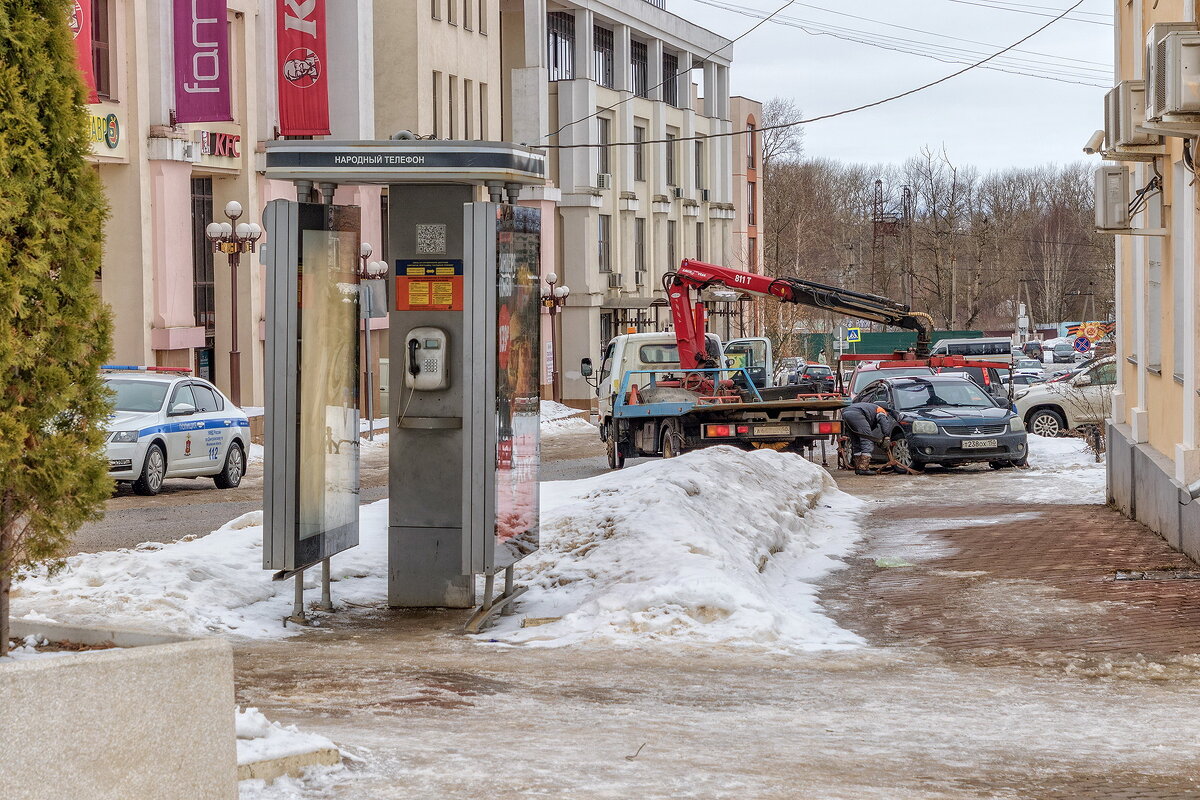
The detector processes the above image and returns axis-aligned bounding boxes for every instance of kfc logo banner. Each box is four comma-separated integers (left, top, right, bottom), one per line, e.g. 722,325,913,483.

68,0,98,103
276,0,329,136
173,0,232,123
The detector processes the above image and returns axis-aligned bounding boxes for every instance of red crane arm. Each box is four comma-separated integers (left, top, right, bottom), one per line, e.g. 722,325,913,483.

666,259,934,370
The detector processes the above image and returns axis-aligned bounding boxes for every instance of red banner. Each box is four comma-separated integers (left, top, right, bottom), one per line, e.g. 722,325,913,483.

276,0,329,136
68,0,98,103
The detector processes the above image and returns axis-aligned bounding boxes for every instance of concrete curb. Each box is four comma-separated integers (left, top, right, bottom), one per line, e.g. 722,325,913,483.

237,747,342,784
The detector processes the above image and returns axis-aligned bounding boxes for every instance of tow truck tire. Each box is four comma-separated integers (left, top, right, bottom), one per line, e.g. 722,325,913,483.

607,437,625,470
214,442,245,489
132,443,166,496
661,424,683,459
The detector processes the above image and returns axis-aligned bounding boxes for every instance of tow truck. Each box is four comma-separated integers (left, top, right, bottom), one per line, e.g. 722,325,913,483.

581,259,938,469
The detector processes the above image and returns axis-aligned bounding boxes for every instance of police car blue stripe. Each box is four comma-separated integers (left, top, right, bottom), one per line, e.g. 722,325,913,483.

137,418,250,437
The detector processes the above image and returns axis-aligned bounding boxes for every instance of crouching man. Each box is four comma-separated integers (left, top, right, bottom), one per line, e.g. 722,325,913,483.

841,401,901,476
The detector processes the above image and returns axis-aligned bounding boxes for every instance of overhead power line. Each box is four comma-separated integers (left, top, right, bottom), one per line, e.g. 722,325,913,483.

941,0,1111,26
538,0,1093,150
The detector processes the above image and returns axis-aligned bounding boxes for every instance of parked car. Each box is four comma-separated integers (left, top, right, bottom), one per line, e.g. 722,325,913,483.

844,362,936,396
788,363,836,393
1000,373,1045,393
1022,341,1044,361
1013,359,1045,376
932,365,1010,402
103,368,250,495
1013,356,1115,437
1051,342,1078,363
852,374,1028,470
773,356,804,385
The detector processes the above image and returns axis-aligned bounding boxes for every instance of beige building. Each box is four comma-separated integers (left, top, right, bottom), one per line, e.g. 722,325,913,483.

1104,0,1200,555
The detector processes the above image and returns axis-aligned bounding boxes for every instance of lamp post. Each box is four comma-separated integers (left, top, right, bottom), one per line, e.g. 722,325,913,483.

357,243,389,440
542,272,570,403
204,201,261,407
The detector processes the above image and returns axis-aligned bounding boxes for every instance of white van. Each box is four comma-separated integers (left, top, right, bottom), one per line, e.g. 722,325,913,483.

927,337,1014,359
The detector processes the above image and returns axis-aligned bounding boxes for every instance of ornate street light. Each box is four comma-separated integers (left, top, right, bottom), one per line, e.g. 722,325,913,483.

204,200,261,407
357,243,389,440
542,272,570,403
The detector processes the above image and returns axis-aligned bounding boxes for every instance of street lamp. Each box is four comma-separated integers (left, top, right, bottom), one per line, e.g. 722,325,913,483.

204,200,262,407
357,243,389,440
542,272,570,403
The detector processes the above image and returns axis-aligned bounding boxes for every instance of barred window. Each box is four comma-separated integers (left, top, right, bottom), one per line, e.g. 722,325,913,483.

597,117,610,175
594,25,614,88
666,133,677,186
599,214,613,272
631,40,648,97
633,126,645,181
547,12,575,82
662,53,679,107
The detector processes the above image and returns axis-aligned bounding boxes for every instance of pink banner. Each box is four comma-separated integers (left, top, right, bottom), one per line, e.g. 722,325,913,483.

173,0,232,123
276,0,330,136
68,0,98,103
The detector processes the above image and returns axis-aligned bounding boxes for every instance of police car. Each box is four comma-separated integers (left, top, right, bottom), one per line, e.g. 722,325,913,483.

103,366,250,496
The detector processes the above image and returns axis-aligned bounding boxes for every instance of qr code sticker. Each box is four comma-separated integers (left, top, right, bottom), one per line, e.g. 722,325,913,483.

416,224,447,254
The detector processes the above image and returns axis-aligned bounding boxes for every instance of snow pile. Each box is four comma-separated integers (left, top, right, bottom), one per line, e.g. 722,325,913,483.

540,400,594,435
488,446,866,649
1023,433,1107,503
10,502,392,639
236,707,338,765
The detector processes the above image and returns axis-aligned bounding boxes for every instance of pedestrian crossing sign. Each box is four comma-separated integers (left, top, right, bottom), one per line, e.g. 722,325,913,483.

847,327,862,343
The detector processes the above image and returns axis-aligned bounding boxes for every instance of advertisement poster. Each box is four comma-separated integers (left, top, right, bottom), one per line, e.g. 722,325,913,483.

68,0,97,102
276,0,330,136
172,0,231,123
493,206,541,568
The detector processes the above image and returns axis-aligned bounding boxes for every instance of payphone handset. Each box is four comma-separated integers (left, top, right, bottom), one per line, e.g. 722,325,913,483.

405,327,449,391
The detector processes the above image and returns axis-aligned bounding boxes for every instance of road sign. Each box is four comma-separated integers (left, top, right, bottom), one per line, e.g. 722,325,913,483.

1073,336,1091,354
847,327,862,343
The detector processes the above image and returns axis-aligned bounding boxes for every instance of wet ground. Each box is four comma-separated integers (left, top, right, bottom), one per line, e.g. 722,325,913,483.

232,430,1200,799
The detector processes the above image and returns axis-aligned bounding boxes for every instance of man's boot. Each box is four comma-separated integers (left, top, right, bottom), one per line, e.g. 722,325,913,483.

854,454,872,476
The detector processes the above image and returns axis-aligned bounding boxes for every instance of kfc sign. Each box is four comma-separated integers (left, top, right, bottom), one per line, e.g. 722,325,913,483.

198,131,241,158
172,0,232,123
276,0,329,136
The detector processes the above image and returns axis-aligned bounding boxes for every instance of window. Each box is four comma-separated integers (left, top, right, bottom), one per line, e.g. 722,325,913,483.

448,0,457,24
631,41,648,97
747,182,756,225
746,124,756,169
594,25,614,88
1092,361,1117,386
695,141,704,190
191,384,222,413
448,76,457,138
432,72,441,138
463,79,472,138
662,53,679,107
667,219,677,271
639,344,680,364
190,177,215,335
431,0,440,19
633,126,645,181
479,0,487,33
599,214,612,272
635,217,646,272
696,222,704,261
748,236,757,271
92,0,111,99
547,12,575,82
666,133,677,186
597,117,610,175
479,83,489,139
170,384,197,411
464,0,472,30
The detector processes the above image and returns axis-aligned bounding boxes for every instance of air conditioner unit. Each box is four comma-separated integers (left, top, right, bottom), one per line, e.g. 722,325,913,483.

1094,165,1130,231
634,270,645,286
596,172,612,190
1145,23,1200,123
701,189,710,202
608,272,622,289
673,187,682,199
1104,80,1158,155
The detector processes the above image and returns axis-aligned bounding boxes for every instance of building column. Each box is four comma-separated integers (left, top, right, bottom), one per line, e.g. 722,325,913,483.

614,24,631,93
572,7,593,82
675,48,691,111
148,158,205,367
702,61,717,118
647,38,663,102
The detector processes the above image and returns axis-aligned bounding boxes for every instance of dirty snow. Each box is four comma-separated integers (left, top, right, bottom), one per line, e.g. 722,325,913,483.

236,706,339,765
1022,433,1107,503
488,446,866,649
539,400,595,435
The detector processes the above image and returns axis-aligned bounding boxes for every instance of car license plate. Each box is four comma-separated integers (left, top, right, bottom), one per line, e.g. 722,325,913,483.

961,438,998,449
754,425,790,436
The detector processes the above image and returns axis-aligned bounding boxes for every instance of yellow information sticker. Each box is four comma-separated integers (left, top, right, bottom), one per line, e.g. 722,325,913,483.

408,281,431,306
431,281,454,306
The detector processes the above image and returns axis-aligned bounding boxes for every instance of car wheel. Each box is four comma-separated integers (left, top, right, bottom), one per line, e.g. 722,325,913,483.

661,425,684,459
132,443,166,496
1028,408,1067,438
214,442,245,489
891,438,924,472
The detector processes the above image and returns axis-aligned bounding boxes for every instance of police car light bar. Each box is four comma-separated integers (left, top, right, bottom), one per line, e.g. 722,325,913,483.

101,365,193,374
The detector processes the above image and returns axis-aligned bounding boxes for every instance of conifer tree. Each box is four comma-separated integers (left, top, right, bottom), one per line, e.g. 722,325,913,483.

0,0,113,655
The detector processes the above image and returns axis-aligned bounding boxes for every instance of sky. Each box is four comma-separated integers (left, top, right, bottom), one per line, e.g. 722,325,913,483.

678,0,1112,172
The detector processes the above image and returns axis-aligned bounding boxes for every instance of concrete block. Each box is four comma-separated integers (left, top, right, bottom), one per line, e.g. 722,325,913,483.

0,627,236,800
238,748,341,784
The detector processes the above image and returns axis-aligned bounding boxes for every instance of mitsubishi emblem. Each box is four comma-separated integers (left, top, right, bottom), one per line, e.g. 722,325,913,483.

971,427,982,435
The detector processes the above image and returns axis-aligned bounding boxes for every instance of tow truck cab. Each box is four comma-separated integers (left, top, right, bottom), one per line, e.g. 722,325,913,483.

590,332,773,427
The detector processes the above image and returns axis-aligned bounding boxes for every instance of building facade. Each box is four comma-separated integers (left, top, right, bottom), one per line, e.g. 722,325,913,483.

1105,0,1200,557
